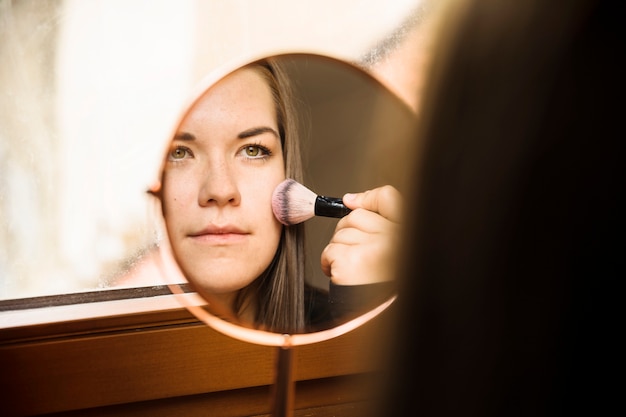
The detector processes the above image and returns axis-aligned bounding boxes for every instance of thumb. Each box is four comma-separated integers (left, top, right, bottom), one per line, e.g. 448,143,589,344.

342,185,403,223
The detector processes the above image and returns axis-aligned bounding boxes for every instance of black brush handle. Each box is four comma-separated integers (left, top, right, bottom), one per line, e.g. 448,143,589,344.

314,196,351,218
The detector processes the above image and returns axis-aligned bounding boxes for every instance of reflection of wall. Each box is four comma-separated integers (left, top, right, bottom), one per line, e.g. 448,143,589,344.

283,56,416,289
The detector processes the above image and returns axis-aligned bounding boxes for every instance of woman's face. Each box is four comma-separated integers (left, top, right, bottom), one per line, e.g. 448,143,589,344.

161,67,285,295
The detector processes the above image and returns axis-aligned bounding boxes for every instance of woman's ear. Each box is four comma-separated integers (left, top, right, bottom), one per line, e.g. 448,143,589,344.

147,180,162,197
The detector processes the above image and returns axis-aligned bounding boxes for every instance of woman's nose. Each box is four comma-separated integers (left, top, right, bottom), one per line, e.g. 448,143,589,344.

198,160,241,207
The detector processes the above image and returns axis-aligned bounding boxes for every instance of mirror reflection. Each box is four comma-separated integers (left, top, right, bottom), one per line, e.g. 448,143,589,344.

148,54,415,334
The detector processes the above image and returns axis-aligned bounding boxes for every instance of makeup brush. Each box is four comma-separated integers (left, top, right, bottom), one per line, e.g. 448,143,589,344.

272,178,351,225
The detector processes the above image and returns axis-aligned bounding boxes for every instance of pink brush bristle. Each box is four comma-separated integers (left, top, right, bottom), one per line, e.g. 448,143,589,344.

271,179,316,225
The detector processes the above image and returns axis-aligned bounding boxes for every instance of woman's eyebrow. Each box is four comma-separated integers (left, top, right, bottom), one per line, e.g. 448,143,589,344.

238,126,279,139
173,132,196,141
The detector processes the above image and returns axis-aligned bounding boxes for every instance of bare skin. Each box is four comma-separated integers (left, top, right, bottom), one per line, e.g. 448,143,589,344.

321,185,403,285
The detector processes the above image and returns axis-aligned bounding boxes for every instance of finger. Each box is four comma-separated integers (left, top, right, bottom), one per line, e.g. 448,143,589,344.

320,242,337,277
334,208,388,234
342,185,403,223
328,227,372,246
320,242,362,280
321,238,394,285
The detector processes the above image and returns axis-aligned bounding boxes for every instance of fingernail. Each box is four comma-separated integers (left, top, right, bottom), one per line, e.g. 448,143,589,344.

343,193,356,202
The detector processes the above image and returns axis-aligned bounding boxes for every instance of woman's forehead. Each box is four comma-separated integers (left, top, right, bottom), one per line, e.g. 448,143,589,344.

180,67,277,131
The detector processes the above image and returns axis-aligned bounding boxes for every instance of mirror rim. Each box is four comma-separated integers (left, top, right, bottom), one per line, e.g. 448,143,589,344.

152,50,404,347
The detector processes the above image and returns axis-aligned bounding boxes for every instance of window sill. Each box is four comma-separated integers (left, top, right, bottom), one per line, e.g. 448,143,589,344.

0,288,391,416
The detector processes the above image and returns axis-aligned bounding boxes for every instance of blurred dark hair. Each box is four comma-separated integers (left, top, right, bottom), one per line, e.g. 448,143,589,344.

379,0,624,415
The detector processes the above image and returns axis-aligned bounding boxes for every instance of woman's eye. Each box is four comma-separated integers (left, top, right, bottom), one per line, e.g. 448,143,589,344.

242,145,270,158
168,146,193,161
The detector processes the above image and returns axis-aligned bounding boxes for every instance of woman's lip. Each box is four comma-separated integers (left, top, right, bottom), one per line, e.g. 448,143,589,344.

188,225,249,243
189,224,246,237
189,232,248,244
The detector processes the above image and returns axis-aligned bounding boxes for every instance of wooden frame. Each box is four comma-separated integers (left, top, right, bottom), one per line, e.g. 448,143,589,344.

0,287,392,416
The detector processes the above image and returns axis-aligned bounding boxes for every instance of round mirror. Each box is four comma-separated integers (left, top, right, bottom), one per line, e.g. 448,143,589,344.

149,52,416,346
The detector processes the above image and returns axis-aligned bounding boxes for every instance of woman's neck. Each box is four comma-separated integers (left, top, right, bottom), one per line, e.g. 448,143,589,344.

198,289,257,328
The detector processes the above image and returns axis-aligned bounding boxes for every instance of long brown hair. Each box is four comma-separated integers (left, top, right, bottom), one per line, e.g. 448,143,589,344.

234,57,307,334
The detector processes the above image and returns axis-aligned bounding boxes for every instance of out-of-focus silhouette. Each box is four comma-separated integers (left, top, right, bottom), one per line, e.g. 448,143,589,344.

377,0,624,415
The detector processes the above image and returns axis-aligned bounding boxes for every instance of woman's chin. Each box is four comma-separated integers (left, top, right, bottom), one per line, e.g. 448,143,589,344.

190,271,258,295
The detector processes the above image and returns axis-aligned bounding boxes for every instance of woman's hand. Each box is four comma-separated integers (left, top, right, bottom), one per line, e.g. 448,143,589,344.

321,185,403,285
